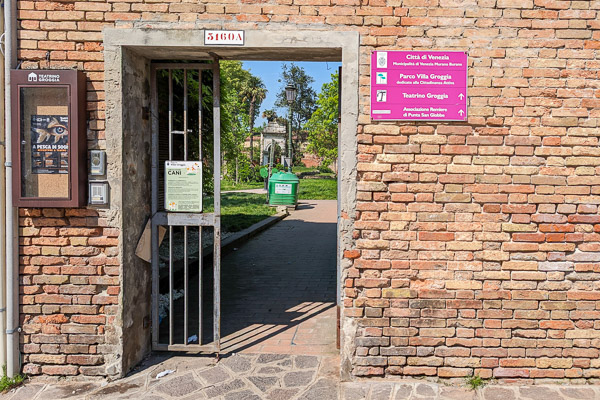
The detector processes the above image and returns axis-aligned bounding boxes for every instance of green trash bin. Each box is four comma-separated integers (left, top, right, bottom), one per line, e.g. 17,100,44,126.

268,171,299,206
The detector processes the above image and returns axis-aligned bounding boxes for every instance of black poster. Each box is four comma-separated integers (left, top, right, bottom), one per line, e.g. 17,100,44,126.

31,115,69,174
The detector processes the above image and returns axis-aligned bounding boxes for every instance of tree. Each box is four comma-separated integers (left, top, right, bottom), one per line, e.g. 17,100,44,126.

220,61,253,183
262,109,277,122
240,75,267,163
157,61,264,191
304,71,339,171
262,109,286,126
275,63,317,132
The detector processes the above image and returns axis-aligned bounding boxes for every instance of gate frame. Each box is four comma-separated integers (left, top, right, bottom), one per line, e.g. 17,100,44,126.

104,28,359,377
150,62,221,353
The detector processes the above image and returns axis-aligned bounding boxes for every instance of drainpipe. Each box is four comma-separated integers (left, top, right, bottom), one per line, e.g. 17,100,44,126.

4,0,18,377
0,0,6,371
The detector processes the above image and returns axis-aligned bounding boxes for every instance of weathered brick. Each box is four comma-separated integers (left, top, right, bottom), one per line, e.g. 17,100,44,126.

15,0,600,382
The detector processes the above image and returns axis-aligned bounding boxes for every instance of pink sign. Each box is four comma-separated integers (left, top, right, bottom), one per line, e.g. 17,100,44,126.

371,51,468,121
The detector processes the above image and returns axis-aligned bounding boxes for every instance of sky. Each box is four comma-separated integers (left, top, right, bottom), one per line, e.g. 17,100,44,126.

242,61,341,126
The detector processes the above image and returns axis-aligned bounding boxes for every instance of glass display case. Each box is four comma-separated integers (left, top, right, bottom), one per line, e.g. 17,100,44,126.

11,70,87,207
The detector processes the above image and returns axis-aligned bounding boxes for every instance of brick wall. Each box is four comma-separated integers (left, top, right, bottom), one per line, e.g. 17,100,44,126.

20,208,120,376
16,0,600,381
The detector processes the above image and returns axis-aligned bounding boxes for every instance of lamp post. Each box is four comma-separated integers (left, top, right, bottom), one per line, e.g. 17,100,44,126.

285,84,297,172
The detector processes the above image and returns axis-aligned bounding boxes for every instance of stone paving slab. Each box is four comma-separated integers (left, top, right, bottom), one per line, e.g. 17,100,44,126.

4,358,600,399
0,353,337,400
341,381,600,400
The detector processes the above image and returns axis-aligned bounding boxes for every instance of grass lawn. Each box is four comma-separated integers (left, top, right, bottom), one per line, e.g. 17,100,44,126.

205,192,276,232
208,177,336,233
298,178,337,200
293,166,335,178
221,180,264,191
292,166,317,174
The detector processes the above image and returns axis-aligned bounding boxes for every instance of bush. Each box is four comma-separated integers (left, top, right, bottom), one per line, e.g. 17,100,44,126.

465,375,487,390
225,155,262,183
0,366,26,393
317,165,333,174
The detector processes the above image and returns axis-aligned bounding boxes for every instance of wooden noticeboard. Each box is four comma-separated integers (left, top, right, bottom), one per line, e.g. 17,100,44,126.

11,70,87,207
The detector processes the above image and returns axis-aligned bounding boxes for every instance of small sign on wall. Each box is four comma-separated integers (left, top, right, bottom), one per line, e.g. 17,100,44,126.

371,51,468,121
164,161,202,212
204,30,244,46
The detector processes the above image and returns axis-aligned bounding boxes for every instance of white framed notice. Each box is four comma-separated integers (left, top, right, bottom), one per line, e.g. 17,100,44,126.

164,161,203,212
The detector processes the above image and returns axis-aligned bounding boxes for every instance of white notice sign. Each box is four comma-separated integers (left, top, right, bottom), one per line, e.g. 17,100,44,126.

275,183,292,195
204,30,244,46
165,161,202,212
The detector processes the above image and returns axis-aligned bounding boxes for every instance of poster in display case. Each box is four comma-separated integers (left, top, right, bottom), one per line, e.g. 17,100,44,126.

11,69,87,207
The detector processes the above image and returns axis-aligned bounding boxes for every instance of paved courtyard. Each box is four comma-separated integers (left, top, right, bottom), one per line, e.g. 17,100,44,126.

220,199,338,355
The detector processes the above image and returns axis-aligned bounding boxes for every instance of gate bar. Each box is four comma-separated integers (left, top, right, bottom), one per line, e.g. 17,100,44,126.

168,69,174,346
150,66,159,349
198,69,203,345
212,60,221,351
183,68,189,346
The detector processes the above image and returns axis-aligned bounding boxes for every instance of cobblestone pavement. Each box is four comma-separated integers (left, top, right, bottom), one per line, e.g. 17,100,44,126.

341,381,600,399
1,353,338,399
6,361,600,400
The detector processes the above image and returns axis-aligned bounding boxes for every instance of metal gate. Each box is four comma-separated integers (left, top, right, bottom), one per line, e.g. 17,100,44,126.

150,61,221,353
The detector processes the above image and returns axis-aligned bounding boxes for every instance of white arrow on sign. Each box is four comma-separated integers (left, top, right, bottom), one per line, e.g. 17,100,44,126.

458,93,464,100
458,109,464,116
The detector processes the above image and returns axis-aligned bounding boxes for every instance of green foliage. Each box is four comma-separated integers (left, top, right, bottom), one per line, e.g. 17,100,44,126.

220,61,268,183
220,61,252,162
465,375,487,391
317,165,334,174
304,71,339,168
262,109,277,122
240,75,267,128
275,63,317,130
0,366,26,393
224,155,261,184
157,66,215,194
262,109,287,127
240,75,267,162
298,178,337,200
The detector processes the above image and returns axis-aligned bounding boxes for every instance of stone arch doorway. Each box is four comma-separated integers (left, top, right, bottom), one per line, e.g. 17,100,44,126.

261,119,287,166
104,28,358,378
